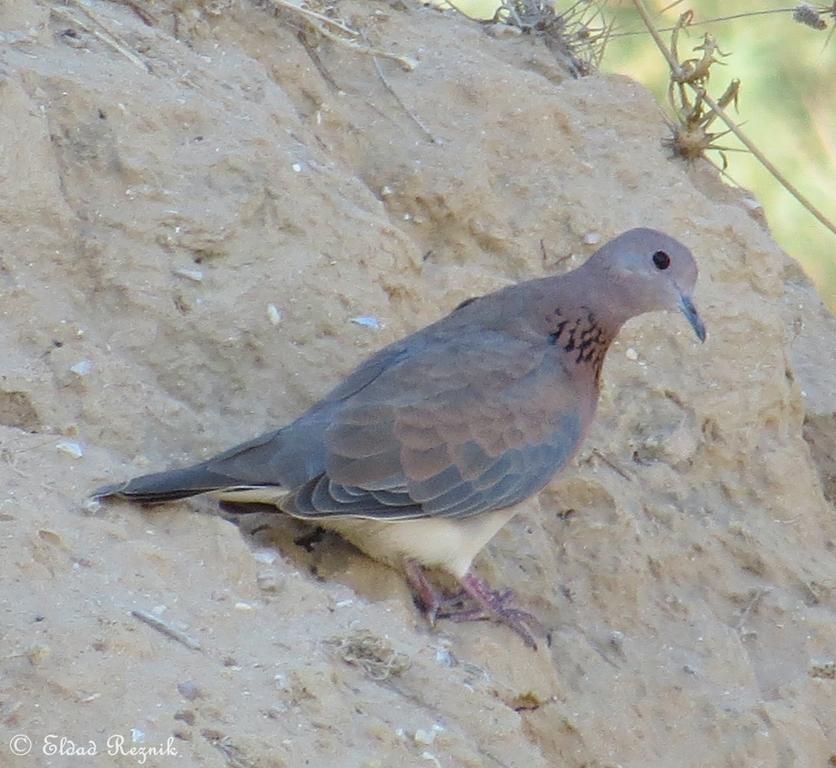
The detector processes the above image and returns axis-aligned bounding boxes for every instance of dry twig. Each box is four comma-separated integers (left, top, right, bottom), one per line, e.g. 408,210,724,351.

259,0,416,70
612,4,833,37
632,0,836,237
367,34,437,143
131,609,203,651
52,0,152,73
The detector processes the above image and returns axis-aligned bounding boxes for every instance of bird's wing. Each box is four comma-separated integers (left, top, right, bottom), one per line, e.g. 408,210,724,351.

281,331,585,521
91,344,413,501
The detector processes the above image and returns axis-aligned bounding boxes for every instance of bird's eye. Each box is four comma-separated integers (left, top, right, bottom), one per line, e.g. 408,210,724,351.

652,250,670,270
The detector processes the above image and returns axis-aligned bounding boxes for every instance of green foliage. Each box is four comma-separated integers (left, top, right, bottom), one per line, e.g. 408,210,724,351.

603,2,835,306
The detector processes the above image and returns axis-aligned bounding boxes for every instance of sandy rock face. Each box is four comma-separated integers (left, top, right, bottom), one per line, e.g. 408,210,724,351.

1,2,834,767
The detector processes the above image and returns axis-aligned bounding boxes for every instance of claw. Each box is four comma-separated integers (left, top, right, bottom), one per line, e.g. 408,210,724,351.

403,561,543,649
457,573,543,648
404,559,444,626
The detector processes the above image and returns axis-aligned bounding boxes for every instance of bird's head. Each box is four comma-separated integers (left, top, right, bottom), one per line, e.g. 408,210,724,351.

588,227,705,342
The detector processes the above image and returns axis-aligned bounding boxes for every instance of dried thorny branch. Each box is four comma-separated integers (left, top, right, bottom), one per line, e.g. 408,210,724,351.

612,3,835,38
662,12,741,167
257,0,417,70
444,0,614,77
632,0,836,238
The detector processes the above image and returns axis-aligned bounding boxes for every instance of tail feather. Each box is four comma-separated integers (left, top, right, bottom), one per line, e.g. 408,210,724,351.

91,464,233,504
92,416,330,505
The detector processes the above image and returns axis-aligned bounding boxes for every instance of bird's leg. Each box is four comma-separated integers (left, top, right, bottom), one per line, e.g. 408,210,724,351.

403,563,541,648
447,571,543,649
293,526,326,551
218,501,276,535
403,559,446,625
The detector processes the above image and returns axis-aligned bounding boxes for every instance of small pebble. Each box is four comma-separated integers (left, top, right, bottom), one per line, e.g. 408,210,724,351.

583,231,602,245
414,729,436,746
253,549,278,565
177,681,203,701
174,267,203,283
256,571,285,593
292,163,303,173
56,440,84,459
80,693,101,703
350,316,381,330
81,497,102,515
70,359,92,376
625,348,639,361
38,529,66,548
267,304,283,326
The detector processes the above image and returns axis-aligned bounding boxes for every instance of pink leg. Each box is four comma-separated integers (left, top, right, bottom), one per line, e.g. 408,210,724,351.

404,559,446,625
452,572,543,649
404,560,542,649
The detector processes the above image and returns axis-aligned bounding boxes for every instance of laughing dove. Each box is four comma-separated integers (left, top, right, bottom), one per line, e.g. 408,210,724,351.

94,228,705,647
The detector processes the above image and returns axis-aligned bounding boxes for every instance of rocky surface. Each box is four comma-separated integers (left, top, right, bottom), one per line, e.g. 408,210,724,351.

1,1,834,766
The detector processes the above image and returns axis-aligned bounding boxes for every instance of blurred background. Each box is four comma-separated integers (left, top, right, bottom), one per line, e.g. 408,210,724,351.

446,0,836,308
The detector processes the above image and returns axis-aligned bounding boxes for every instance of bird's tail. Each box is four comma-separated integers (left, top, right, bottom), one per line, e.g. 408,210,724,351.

91,425,315,505
91,464,237,503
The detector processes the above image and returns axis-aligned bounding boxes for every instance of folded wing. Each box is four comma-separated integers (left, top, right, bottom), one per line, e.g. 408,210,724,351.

282,331,584,521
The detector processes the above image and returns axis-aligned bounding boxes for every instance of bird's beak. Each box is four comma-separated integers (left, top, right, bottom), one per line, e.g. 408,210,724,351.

678,291,706,342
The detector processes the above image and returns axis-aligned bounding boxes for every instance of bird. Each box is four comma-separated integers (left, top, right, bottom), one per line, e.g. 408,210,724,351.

93,228,705,648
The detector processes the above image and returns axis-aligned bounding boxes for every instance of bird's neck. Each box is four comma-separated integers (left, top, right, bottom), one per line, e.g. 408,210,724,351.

538,266,625,386
545,305,614,385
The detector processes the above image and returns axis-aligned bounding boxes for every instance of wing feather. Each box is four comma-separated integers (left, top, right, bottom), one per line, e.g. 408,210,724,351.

281,331,586,522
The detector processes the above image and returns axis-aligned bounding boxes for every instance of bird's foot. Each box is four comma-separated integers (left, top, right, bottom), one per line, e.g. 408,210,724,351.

448,572,543,649
404,559,447,626
404,561,541,649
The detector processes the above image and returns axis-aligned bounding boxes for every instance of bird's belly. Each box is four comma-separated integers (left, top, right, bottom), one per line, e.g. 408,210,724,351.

320,507,518,579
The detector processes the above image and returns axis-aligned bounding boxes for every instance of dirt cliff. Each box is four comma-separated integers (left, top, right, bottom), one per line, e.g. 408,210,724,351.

1,2,834,766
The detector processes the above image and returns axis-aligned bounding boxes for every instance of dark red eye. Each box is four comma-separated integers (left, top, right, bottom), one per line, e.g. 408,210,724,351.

652,250,670,270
